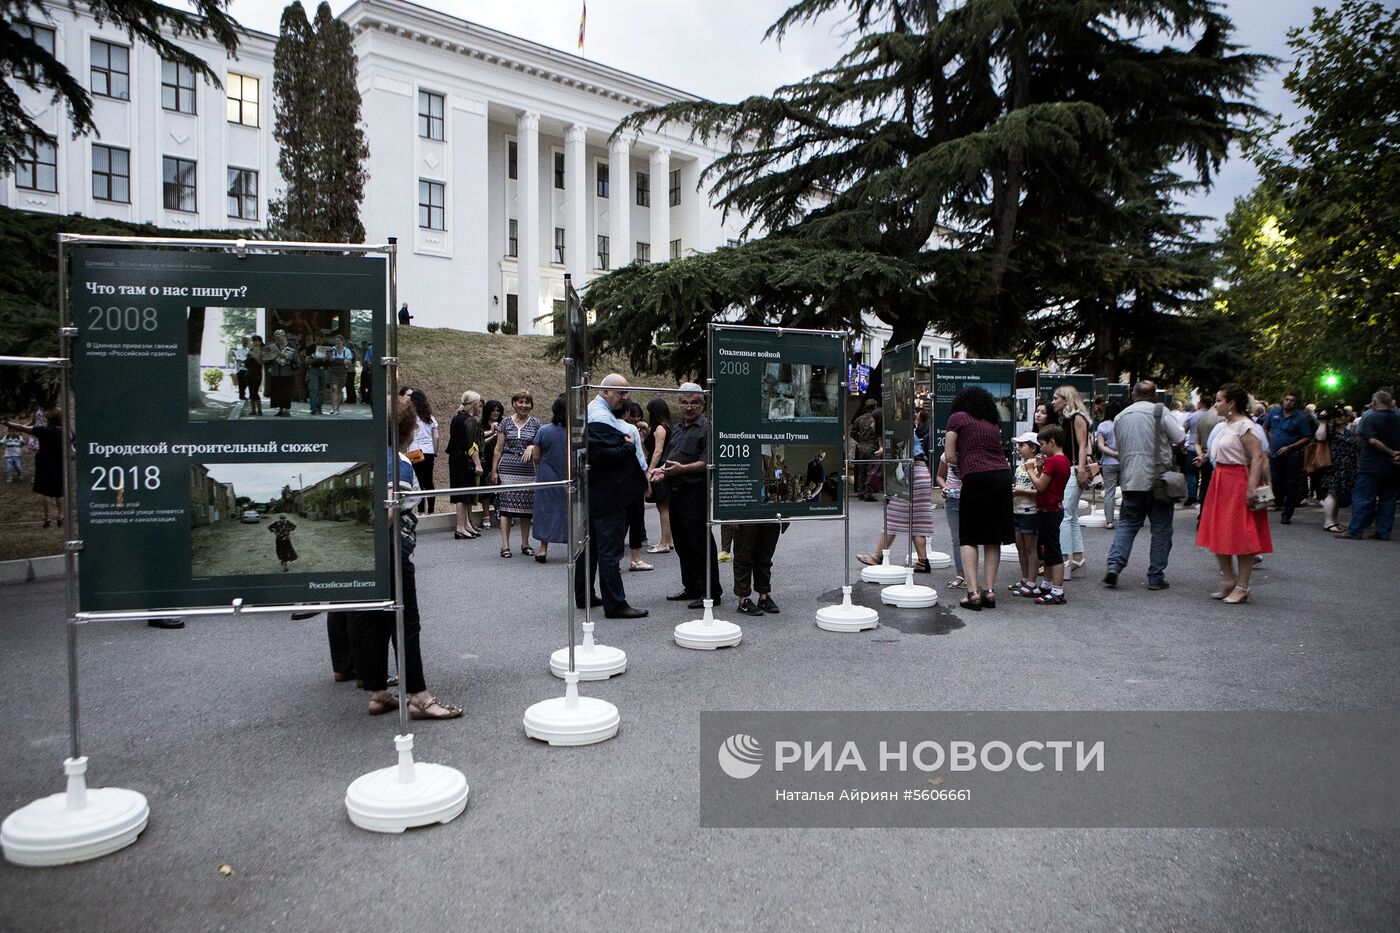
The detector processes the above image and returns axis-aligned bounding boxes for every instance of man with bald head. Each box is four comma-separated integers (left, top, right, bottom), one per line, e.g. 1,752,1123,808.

1104,379,1184,589
574,373,649,618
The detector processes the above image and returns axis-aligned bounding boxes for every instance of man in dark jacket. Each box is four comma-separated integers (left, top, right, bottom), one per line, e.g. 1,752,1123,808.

574,373,649,618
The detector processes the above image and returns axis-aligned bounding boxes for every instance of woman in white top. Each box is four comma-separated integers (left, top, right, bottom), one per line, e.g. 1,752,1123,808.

407,389,440,514
326,335,354,415
1196,382,1272,603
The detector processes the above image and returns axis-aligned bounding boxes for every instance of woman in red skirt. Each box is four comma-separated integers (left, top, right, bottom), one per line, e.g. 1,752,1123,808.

1196,382,1272,603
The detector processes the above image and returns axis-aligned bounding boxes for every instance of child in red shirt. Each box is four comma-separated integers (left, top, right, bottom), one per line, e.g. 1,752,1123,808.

1024,424,1070,604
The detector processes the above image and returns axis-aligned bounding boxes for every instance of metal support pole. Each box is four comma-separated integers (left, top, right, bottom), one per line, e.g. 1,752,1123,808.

57,238,82,763
705,382,713,605
385,238,409,733
907,457,916,565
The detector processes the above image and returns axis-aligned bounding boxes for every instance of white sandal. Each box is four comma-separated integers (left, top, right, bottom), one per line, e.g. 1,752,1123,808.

629,560,654,572
645,543,673,554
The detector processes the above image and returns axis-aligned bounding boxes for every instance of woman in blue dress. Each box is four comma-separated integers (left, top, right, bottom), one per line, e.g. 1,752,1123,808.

532,397,569,563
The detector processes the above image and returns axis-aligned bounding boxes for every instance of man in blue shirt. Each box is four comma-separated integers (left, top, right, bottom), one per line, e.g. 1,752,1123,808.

1265,392,1313,524
1337,390,1400,540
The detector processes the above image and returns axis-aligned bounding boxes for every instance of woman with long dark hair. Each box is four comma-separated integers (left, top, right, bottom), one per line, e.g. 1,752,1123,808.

477,399,504,529
1196,382,1272,603
244,334,265,416
644,396,675,553
944,386,1014,610
1051,385,1093,576
407,389,439,514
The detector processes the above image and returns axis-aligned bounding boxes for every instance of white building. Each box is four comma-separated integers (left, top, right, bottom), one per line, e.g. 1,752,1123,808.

4,0,959,352
2,4,278,233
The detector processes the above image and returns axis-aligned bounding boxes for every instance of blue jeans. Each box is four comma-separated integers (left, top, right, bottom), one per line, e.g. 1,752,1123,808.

1107,490,1174,584
307,367,326,414
945,497,963,574
1348,470,1397,539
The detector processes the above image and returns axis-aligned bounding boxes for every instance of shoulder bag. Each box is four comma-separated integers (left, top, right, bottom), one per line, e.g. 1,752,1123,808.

1152,404,1187,502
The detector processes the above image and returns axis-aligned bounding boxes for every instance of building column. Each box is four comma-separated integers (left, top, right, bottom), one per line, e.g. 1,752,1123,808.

517,111,540,334
649,147,670,262
566,123,589,292
609,137,631,266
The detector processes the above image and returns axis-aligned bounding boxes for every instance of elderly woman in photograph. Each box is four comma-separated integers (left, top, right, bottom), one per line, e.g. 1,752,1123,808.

326,334,353,416
490,390,542,558
264,330,298,417
268,514,298,572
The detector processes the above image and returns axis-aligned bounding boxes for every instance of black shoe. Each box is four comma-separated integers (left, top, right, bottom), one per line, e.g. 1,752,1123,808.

575,596,604,609
1281,517,1292,525
687,596,721,610
667,591,700,601
737,598,763,616
1147,580,1170,590
1103,569,1119,588
146,617,184,629
606,605,649,619
757,595,780,614
289,610,320,620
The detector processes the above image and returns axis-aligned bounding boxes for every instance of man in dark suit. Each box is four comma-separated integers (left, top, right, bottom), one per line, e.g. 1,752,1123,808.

575,373,649,619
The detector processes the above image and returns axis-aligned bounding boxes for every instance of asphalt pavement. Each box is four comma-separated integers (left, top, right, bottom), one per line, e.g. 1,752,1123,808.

0,499,1397,931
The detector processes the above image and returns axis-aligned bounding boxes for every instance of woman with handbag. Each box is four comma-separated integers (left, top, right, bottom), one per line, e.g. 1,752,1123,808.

1196,383,1273,604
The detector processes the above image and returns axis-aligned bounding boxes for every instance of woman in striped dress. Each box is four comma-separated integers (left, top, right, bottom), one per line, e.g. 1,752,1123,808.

857,408,937,571
489,390,542,558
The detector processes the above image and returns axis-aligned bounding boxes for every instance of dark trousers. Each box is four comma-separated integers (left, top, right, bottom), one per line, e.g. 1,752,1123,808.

1272,450,1305,520
360,371,373,404
1196,460,1214,514
327,611,355,675
236,371,248,399
627,496,646,549
671,483,720,598
351,559,425,695
412,453,436,513
574,510,629,612
1181,449,1200,504
345,370,356,402
732,523,780,598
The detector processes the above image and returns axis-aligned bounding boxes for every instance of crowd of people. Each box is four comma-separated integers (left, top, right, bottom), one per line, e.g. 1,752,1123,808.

229,330,375,417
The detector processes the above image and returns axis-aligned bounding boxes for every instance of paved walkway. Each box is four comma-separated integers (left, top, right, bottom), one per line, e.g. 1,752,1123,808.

1,500,1396,931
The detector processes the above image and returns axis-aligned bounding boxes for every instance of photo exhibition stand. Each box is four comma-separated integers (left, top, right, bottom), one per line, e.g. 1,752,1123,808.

523,275,622,745
814,469,879,633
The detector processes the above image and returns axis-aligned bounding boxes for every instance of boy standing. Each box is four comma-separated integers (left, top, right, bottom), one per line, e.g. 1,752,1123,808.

1025,424,1071,605
1010,432,1040,594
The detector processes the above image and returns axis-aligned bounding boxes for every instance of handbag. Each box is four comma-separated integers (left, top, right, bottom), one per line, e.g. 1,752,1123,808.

1304,439,1332,472
1250,483,1275,511
1152,404,1187,501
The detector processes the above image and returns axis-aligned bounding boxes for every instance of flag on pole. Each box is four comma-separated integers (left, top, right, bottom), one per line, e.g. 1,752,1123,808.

578,1,587,53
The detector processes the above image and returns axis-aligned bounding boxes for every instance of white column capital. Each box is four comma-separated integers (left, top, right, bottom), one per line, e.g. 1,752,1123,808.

518,111,540,132
566,123,587,145
608,137,630,156
649,147,671,167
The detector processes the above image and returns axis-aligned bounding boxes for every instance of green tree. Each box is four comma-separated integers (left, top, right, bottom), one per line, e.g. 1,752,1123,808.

582,0,1264,379
1215,0,1399,400
1,0,241,172
270,2,367,244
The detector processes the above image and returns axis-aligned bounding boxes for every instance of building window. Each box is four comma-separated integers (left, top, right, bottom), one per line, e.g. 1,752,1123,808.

669,168,681,206
16,134,57,192
162,156,197,212
553,227,565,264
507,219,518,257
596,235,610,270
920,345,930,366
226,73,258,127
417,90,444,140
505,294,519,332
227,167,258,220
554,152,565,189
92,144,129,202
16,23,55,75
161,59,197,114
91,40,130,100
938,346,949,359
726,238,740,249
635,242,650,264
596,163,609,199
636,171,649,207
670,238,681,261
418,179,445,230
507,140,517,180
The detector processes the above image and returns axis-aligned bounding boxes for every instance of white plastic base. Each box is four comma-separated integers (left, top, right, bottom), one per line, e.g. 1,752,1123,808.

1080,509,1109,528
523,671,620,746
345,735,468,833
860,549,909,585
880,570,939,608
815,585,880,633
925,550,954,570
2,758,148,867
550,621,627,680
674,600,743,650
